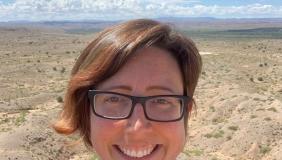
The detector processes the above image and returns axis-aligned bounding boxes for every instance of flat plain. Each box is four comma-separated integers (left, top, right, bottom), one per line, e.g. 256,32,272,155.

0,19,282,160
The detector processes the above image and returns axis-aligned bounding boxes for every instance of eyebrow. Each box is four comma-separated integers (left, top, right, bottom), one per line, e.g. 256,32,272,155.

102,85,175,93
146,85,175,93
102,85,131,91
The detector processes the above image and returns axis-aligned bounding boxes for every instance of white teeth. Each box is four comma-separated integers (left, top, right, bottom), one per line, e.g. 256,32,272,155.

119,145,155,158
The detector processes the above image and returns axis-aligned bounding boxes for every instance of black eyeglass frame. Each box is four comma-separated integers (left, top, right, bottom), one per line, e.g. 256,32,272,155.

88,90,191,122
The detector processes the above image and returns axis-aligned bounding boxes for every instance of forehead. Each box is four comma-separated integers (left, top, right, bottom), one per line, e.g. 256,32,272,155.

96,47,183,94
127,47,177,71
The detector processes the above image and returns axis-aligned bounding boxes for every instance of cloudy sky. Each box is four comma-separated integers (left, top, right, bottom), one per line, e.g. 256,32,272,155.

0,0,282,21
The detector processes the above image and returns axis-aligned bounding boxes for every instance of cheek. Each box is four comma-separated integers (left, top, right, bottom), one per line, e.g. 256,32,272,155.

159,121,186,157
161,120,185,139
90,114,125,151
90,115,112,144
174,123,186,144
90,115,112,154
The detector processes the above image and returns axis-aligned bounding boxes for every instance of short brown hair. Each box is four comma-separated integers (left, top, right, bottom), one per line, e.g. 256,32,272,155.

53,19,202,147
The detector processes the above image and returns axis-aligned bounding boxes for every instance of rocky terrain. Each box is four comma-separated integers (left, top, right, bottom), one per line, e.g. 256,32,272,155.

0,24,281,160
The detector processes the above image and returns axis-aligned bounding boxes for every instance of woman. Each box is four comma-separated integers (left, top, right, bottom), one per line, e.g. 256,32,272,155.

53,19,202,160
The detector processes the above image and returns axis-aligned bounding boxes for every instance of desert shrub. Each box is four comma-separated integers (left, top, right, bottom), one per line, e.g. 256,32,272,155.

204,130,225,139
259,64,263,67
213,130,225,138
264,117,271,121
56,96,63,103
209,106,215,112
250,115,257,119
204,133,213,138
228,126,239,131
183,148,203,157
90,154,100,160
61,67,66,73
256,108,265,111
15,111,27,126
259,145,271,155
257,77,263,81
267,107,277,112
212,117,225,124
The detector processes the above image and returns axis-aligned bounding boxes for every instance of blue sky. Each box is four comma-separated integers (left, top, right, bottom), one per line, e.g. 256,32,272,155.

0,0,281,21
200,0,282,6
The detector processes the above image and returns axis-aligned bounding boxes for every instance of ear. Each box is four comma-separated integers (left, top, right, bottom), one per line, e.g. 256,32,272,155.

187,100,193,114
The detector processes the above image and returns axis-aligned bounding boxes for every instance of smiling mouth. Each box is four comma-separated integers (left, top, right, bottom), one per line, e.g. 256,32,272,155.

114,144,159,158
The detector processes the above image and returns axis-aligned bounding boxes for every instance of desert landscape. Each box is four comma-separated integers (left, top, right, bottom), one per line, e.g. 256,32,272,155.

0,19,282,160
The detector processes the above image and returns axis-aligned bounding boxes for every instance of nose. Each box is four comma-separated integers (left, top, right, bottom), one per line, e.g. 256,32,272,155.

125,103,151,132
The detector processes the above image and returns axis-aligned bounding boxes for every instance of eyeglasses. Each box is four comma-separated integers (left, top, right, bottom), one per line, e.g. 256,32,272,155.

88,90,191,122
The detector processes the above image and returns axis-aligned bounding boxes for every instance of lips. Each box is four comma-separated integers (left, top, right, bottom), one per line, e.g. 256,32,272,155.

114,144,159,159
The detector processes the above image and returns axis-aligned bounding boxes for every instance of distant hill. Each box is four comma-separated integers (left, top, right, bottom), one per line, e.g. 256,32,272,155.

1,17,282,36
157,17,282,30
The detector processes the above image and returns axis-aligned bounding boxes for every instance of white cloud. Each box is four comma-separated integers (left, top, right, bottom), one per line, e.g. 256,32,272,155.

0,0,281,21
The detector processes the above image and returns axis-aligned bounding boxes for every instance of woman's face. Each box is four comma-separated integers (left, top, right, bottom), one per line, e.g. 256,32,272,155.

90,47,186,160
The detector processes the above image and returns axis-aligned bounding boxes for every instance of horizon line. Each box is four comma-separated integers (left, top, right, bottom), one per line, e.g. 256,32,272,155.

1,17,282,23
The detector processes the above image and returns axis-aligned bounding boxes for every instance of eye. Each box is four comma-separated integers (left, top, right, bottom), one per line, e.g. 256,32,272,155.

152,98,169,104
105,96,120,103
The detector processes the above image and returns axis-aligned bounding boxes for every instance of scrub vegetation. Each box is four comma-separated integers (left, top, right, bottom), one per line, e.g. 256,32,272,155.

0,19,281,159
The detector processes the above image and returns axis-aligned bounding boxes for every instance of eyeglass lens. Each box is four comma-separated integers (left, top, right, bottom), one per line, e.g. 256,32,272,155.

93,93,183,121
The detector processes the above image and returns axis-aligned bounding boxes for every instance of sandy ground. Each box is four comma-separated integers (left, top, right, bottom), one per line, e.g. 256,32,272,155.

0,27,281,160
